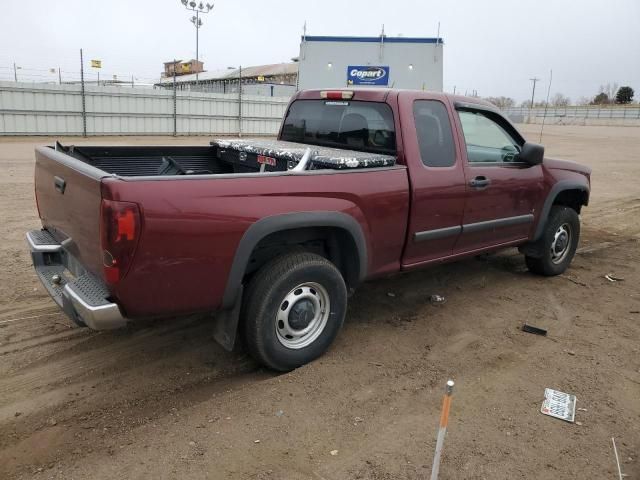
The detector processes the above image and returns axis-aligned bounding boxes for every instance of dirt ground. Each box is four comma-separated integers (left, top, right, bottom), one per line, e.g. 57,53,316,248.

0,125,638,480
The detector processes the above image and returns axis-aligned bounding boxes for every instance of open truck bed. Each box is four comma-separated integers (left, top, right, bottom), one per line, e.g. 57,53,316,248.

57,138,396,178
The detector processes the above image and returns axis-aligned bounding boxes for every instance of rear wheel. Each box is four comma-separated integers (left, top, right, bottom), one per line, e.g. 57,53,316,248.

525,206,580,276
242,252,347,371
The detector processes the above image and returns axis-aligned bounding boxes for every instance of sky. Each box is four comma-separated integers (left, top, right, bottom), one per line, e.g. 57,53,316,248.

1,0,639,102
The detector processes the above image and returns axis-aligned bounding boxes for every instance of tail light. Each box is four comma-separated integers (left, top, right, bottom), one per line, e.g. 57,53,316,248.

100,199,141,286
320,90,354,100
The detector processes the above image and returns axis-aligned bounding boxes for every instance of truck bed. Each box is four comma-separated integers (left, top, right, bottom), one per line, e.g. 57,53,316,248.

55,139,396,178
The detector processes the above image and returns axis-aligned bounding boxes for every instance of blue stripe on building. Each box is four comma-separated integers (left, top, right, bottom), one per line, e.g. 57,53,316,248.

302,36,443,44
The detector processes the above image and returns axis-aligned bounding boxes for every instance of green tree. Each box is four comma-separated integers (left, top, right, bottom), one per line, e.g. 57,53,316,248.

615,86,634,104
592,92,609,105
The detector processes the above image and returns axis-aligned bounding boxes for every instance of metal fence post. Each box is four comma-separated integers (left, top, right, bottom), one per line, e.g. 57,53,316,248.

79,49,87,137
173,59,177,137
238,65,243,137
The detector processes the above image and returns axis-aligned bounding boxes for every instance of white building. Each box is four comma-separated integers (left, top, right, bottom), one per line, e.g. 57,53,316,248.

297,35,443,91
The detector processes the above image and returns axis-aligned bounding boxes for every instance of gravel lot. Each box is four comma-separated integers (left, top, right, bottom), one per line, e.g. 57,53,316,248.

0,125,639,479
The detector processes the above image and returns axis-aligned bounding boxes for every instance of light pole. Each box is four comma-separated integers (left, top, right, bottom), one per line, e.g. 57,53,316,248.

180,0,213,85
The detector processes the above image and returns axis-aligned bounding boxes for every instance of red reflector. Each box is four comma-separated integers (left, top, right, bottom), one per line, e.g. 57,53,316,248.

100,199,141,286
104,265,120,285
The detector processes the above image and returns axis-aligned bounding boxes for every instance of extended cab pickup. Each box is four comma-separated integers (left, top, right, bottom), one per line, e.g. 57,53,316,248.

28,88,591,370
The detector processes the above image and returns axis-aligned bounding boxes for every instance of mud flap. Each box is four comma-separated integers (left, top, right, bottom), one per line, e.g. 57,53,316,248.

212,286,243,351
518,241,544,259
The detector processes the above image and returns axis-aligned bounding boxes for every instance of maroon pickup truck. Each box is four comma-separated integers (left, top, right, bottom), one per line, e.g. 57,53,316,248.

27,88,591,371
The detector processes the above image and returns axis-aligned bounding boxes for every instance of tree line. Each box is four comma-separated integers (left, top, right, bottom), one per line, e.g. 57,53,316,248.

484,84,635,109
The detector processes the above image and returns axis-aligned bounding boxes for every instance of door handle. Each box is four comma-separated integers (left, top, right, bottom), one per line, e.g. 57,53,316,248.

469,176,491,188
54,176,66,194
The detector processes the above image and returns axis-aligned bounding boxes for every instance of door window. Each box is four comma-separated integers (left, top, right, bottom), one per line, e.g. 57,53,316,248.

413,100,456,167
458,111,521,164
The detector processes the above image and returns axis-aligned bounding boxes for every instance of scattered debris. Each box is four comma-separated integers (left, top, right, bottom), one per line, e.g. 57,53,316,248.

429,294,446,305
330,450,339,456
541,388,576,423
560,275,588,287
14,412,22,417
386,292,396,298
575,421,583,426
522,324,547,336
578,407,588,412
188,441,196,447
254,440,261,444
47,418,57,426
369,362,384,367
566,350,576,356
605,274,625,282
275,410,284,417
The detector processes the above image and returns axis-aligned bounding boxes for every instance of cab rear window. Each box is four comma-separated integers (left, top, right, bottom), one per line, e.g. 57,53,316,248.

280,100,396,155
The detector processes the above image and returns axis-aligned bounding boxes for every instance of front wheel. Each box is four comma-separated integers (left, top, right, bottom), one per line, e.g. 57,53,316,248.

242,252,347,371
525,206,580,276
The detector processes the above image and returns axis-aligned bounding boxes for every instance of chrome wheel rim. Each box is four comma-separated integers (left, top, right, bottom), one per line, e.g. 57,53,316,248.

275,282,330,349
550,223,572,264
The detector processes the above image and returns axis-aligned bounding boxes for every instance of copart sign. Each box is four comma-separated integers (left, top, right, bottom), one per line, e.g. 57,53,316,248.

347,66,390,86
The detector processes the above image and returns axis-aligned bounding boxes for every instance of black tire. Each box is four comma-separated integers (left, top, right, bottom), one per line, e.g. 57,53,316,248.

525,206,580,276
242,252,347,371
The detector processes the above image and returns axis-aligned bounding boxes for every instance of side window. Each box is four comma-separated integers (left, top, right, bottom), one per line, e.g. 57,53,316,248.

458,111,521,164
413,100,456,167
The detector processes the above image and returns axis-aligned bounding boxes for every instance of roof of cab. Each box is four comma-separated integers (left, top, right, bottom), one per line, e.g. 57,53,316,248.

294,88,496,109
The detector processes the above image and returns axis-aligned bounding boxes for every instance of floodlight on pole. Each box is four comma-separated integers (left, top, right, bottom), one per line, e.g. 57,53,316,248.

179,0,214,85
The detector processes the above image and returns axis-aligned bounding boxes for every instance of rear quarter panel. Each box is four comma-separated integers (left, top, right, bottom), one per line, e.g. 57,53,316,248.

102,168,409,318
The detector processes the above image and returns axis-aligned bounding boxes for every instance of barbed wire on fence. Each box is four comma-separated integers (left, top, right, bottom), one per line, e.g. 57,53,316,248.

0,63,161,86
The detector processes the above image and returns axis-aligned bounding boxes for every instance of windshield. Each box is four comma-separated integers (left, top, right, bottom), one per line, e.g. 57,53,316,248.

280,100,396,155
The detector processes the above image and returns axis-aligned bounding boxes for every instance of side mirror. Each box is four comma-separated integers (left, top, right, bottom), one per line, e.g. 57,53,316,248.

518,142,544,165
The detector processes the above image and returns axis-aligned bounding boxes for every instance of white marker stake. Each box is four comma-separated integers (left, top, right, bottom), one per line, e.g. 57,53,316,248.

612,437,624,480
430,380,455,480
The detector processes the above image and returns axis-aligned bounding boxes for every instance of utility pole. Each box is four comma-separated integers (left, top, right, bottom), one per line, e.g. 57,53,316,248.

58,67,62,84
13,62,17,82
529,77,540,109
180,1,214,86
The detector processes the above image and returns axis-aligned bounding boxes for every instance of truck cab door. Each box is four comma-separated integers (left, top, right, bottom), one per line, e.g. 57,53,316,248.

399,96,467,268
453,107,545,253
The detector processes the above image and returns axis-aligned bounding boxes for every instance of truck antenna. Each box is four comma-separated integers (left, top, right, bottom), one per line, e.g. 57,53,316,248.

539,69,553,143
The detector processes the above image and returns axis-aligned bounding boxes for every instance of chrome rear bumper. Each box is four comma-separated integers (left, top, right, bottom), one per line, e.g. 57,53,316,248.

26,230,127,330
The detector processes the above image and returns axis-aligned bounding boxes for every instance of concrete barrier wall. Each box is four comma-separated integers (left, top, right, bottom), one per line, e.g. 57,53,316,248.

0,81,291,136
